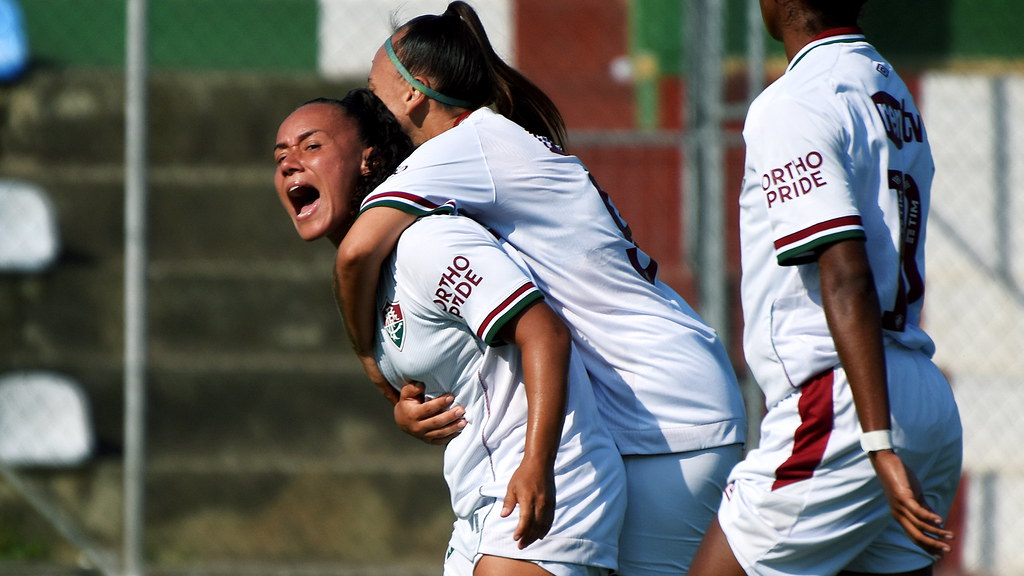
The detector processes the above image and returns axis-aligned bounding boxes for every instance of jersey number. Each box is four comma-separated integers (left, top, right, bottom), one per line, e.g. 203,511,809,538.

591,175,659,284
539,137,659,285
881,170,925,332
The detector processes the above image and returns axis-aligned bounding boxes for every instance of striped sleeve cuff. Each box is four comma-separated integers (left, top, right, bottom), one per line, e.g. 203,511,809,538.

775,215,865,265
359,192,457,217
477,283,544,346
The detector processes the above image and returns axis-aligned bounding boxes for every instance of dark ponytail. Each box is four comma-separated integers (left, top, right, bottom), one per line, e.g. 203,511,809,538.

394,1,568,149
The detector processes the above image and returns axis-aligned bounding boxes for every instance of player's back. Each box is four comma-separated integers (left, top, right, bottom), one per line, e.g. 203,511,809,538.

468,110,747,454
365,109,747,455
787,35,936,350
739,31,937,406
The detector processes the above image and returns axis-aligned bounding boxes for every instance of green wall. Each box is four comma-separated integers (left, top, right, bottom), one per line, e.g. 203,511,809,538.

21,0,317,71
633,0,1024,75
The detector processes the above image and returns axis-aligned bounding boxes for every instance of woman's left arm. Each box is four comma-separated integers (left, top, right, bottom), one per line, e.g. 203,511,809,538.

818,239,953,556
496,300,570,549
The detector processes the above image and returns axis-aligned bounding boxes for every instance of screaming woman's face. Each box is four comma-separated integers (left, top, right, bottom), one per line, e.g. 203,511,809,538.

273,102,370,245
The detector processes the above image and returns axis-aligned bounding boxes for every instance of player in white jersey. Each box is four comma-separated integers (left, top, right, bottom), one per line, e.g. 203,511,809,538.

377,215,626,576
273,90,626,576
689,2,962,576
333,3,748,574
360,106,745,457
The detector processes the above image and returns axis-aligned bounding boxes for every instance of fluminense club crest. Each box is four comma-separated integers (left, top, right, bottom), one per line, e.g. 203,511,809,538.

382,300,405,350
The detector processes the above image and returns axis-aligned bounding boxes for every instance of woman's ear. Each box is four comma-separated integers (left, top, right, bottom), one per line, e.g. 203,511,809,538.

360,147,374,177
405,76,431,114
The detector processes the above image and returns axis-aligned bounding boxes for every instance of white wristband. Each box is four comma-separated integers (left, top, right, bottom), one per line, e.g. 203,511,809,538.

860,430,894,453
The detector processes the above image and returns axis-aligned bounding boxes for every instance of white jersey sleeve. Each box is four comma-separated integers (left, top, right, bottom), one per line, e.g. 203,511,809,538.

749,96,866,265
360,121,493,218
374,214,545,395
391,215,543,346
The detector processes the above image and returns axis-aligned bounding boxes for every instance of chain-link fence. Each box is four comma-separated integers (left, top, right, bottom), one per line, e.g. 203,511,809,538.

0,0,1021,575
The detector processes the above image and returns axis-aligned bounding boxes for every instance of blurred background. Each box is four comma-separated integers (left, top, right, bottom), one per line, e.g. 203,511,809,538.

0,0,1020,574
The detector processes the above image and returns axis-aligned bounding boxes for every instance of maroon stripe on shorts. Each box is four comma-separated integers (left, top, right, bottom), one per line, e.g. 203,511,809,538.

772,370,835,490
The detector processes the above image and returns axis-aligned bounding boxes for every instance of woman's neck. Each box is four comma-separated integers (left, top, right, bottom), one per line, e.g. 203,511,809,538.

411,108,467,146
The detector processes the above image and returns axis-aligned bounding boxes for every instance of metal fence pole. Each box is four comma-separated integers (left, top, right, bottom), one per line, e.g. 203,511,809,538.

684,0,727,343
124,0,149,574
741,0,766,450
747,0,765,106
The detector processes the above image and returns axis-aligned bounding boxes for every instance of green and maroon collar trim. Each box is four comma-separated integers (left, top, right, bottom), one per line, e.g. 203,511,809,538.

789,27,866,71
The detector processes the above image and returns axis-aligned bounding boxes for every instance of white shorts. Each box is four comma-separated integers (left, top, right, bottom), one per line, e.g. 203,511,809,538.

617,444,743,576
717,346,962,576
443,474,623,576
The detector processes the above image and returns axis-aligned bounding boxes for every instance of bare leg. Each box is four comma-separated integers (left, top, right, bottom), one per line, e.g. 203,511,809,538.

688,516,746,576
840,567,933,576
475,554,553,576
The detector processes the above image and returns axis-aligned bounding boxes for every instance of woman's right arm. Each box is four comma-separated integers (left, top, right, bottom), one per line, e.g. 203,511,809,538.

334,206,418,403
335,207,469,443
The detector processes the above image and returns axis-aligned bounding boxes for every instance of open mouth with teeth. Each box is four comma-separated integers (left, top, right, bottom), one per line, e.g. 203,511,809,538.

288,184,321,218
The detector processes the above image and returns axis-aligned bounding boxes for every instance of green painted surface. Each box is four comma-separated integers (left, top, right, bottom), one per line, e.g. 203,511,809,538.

631,0,1023,74
20,0,317,71
22,0,125,67
15,0,1024,70
626,0,1021,129
947,0,1021,57
861,0,954,61
149,0,317,70
632,0,683,75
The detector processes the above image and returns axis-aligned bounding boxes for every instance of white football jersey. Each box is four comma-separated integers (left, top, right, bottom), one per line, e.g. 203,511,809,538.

739,31,937,408
363,108,746,455
373,214,625,568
